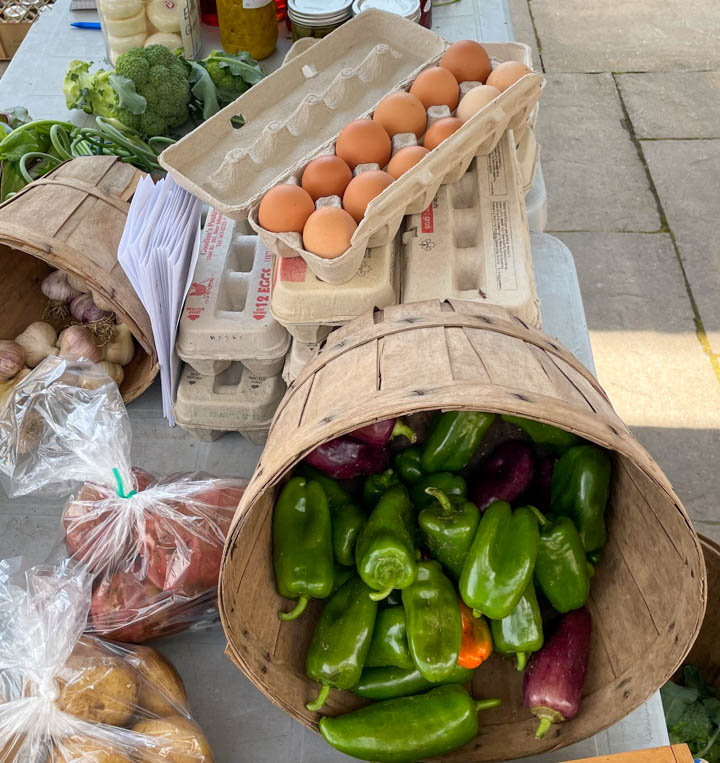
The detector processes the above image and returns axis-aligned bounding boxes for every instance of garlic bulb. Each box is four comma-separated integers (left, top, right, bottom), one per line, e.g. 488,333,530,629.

91,289,115,313
0,340,25,381
0,367,30,411
58,326,102,364
104,323,135,366
96,361,125,386
70,294,113,325
66,272,88,293
41,271,80,304
14,322,57,368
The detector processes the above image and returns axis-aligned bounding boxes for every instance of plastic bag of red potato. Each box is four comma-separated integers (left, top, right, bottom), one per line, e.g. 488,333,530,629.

0,559,215,761
0,357,247,643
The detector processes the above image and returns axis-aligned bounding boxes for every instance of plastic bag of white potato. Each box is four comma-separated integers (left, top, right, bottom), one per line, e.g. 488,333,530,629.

0,356,247,643
0,559,213,761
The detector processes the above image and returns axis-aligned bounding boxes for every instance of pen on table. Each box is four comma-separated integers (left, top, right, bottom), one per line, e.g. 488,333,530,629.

70,21,101,29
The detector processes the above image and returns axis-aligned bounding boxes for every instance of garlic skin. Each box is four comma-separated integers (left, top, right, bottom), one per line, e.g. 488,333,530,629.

58,326,102,364
0,340,25,381
70,294,113,325
41,271,80,304
14,322,57,368
66,272,88,293
104,323,135,366
96,360,125,387
91,289,115,313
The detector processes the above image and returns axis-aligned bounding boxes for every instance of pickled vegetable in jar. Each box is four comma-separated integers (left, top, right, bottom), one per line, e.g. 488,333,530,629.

217,0,277,59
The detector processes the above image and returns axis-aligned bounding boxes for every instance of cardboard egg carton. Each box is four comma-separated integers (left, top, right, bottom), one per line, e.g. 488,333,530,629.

401,130,541,328
160,9,543,285
282,337,323,386
176,211,290,377
173,363,285,443
516,126,540,195
270,233,400,343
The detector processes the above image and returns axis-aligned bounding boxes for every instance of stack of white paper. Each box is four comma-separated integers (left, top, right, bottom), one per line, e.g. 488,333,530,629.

118,175,202,425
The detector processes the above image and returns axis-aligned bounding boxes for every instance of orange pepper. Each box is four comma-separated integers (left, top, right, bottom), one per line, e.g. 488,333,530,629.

458,599,493,669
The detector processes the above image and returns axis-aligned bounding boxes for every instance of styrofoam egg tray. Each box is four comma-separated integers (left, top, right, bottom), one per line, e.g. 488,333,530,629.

173,362,286,443
270,232,399,342
160,10,543,285
401,130,541,328
176,211,290,376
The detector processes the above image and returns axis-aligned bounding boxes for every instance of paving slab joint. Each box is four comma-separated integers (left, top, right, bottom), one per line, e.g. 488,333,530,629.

525,0,546,72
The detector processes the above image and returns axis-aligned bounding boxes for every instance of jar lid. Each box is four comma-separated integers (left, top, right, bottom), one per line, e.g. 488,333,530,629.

288,0,354,25
352,0,421,20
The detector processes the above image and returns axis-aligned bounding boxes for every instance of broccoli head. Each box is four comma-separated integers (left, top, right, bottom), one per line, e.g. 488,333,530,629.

63,61,118,119
200,50,264,106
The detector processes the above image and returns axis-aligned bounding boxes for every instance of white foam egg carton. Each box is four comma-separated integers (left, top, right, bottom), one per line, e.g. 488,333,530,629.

282,337,324,386
176,211,290,377
160,10,543,285
173,363,286,443
270,232,400,343
401,130,541,328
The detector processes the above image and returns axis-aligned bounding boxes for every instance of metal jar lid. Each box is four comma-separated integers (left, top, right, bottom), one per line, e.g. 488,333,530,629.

352,0,421,21
288,0,354,26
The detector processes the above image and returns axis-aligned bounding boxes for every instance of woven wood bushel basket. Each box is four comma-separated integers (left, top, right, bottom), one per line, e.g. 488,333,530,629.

219,299,706,762
0,156,158,402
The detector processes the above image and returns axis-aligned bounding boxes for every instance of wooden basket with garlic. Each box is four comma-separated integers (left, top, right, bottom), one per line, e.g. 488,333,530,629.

0,155,158,404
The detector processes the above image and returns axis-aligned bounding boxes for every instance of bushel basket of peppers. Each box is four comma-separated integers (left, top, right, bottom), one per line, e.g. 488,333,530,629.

270,410,610,762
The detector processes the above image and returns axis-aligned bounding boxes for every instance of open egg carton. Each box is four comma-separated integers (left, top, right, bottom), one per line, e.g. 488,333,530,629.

401,130,540,327
160,9,543,285
177,211,290,377
173,362,286,443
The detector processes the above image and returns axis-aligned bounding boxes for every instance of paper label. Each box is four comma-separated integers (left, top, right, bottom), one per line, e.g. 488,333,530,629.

277,256,308,283
487,143,508,196
179,0,202,59
421,202,434,233
184,209,227,320
490,200,517,291
242,0,273,6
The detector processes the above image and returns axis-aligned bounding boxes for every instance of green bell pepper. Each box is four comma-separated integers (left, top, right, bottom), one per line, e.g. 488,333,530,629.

418,488,479,579
402,560,462,682
320,684,501,763
365,606,414,669
363,469,401,509
395,446,423,484
295,464,366,567
551,444,612,552
273,476,333,621
331,564,354,594
353,663,474,701
420,411,496,473
355,484,417,601
409,472,466,508
459,500,540,620
531,508,590,613
305,574,378,712
490,579,543,671
501,414,581,450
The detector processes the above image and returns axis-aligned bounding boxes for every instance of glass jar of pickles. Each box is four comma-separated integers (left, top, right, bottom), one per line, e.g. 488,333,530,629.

217,0,278,59
287,0,353,41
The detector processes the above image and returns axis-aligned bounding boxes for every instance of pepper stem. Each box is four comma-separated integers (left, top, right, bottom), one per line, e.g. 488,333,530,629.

391,419,417,444
475,698,502,712
369,586,394,602
472,608,483,619
535,717,553,739
425,487,454,516
528,505,548,528
278,596,308,621
306,684,330,712
515,652,527,671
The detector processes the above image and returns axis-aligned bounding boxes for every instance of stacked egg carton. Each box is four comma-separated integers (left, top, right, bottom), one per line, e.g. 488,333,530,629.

174,211,289,442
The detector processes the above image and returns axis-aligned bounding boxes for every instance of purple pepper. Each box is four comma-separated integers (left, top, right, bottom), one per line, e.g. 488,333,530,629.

349,418,417,447
523,607,592,739
472,440,536,511
524,454,555,511
305,436,390,480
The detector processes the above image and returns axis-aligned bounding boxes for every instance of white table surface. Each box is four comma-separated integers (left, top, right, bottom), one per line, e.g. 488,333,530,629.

0,2,669,760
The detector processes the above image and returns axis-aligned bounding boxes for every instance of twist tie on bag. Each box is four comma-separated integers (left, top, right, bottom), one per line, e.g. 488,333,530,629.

113,468,137,499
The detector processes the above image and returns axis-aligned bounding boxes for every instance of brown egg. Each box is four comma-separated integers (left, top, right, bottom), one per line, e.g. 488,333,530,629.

386,146,430,179
372,91,427,138
302,207,357,259
410,66,460,111
258,184,315,233
486,61,533,92
342,170,394,223
335,119,392,170
456,85,502,122
440,40,492,84
301,155,352,201
423,117,463,150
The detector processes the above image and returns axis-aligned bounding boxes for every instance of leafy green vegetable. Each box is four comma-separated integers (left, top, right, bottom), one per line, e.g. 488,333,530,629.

200,50,264,105
184,60,220,121
0,107,31,130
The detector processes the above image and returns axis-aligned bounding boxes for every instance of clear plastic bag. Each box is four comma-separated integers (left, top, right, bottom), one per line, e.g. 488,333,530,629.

0,560,214,761
0,357,247,643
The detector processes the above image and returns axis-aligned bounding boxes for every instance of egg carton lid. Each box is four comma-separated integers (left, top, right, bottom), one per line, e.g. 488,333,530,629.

270,234,399,327
176,212,290,365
